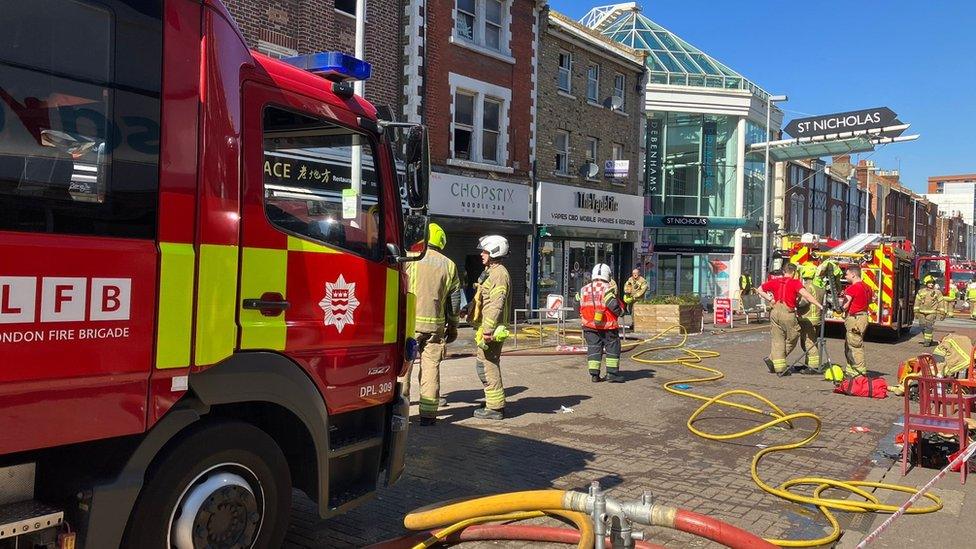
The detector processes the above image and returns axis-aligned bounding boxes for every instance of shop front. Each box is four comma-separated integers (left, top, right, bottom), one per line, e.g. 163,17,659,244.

534,182,643,313
428,172,532,309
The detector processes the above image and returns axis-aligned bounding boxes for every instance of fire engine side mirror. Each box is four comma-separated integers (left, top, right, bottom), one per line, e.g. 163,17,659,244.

404,125,429,209
398,213,429,263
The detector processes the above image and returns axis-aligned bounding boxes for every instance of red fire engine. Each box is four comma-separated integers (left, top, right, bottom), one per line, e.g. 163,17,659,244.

773,233,916,334
0,1,430,547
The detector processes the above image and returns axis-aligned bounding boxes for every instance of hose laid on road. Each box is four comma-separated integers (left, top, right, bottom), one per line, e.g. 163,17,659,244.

631,324,943,547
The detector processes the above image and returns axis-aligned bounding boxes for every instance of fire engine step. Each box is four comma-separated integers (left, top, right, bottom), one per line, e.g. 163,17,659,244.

0,500,63,540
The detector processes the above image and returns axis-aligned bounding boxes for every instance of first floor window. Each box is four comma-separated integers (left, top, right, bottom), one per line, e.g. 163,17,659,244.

790,194,805,233
482,99,501,162
611,143,624,160
558,51,572,92
587,64,600,102
555,131,569,175
485,0,502,50
456,0,475,40
453,91,475,160
613,73,625,108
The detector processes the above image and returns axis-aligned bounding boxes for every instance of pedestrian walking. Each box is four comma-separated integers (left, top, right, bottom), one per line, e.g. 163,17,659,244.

468,235,512,420
796,264,826,370
400,223,461,426
756,263,823,375
841,265,873,377
579,264,624,383
914,274,946,347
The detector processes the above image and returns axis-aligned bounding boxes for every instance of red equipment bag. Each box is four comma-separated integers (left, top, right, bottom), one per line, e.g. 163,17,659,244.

834,375,888,399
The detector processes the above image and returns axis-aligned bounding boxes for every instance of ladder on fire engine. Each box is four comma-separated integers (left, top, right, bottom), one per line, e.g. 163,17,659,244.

827,233,884,255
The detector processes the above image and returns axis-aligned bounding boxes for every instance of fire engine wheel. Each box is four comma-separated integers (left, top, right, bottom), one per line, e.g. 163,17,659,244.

122,421,291,549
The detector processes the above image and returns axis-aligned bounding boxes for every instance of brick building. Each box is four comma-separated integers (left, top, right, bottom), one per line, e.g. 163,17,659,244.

927,173,976,194
403,0,541,309
531,8,645,310
777,158,865,242
221,0,401,111
935,212,968,257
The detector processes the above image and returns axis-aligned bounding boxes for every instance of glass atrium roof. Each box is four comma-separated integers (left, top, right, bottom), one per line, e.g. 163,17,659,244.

580,3,770,100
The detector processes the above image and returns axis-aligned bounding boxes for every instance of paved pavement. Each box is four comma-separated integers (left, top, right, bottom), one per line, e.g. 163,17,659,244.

286,316,976,548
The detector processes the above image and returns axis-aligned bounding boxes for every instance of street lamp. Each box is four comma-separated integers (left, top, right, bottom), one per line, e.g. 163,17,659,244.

760,94,788,279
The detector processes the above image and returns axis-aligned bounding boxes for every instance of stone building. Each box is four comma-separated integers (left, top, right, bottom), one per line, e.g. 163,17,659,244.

532,8,645,310
221,0,401,112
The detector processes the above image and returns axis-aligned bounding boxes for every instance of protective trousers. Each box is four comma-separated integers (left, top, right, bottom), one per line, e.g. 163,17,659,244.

583,328,621,376
918,313,937,344
399,332,446,418
970,300,976,319
798,318,821,369
844,314,870,376
476,341,505,411
769,303,800,373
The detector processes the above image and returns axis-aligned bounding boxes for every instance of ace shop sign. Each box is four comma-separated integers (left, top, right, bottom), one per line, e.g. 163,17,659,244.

536,182,642,230
429,172,531,222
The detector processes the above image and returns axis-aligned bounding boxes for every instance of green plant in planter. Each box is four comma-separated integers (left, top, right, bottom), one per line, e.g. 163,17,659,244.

638,294,701,306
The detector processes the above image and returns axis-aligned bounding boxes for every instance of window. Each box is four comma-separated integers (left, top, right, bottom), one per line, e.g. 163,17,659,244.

790,194,805,233
558,51,572,92
263,107,383,260
0,0,163,238
611,143,624,161
613,73,625,108
586,64,600,102
831,204,843,238
555,131,569,175
482,99,501,163
453,92,475,160
584,137,598,179
335,0,356,16
455,0,508,53
485,0,502,50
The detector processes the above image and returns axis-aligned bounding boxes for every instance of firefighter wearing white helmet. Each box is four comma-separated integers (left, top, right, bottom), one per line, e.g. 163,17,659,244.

914,274,946,347
400,223,461,426
468,235,512,420
578,263,625,382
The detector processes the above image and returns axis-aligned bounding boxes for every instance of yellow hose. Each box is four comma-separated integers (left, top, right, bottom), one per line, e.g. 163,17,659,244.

632,324,943,547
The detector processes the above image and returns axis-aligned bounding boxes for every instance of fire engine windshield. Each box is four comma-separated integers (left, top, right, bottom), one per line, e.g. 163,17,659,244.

263,106,383,260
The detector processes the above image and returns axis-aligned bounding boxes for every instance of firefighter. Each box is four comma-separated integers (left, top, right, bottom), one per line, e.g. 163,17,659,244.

945,284,959,318
914,275,946,347
796,263,826,370
622,268,647,329
841,265,873,377
468,235,512,420
757,263,823,375
579,264,625,383
400,223,461,426
968,276,976,320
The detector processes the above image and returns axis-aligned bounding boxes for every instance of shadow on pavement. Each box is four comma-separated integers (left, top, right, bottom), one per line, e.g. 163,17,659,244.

285,418,598,548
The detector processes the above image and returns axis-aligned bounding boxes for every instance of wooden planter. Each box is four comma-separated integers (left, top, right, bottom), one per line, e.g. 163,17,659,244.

632,303,703,334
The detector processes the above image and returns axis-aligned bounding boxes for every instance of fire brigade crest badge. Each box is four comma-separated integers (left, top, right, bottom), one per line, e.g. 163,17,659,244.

319,274,360,333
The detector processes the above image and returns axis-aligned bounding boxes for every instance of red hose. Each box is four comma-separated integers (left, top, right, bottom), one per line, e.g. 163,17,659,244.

363,524,666,549
673,509,777,549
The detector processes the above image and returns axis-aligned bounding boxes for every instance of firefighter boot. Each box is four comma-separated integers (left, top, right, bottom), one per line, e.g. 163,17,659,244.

764,357,776,373
606,372,625,383
591,373,603,383
473,407,504,420
419,417,436,427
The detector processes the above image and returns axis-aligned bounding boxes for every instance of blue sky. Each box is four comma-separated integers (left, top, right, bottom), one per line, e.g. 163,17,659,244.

550,0,976,193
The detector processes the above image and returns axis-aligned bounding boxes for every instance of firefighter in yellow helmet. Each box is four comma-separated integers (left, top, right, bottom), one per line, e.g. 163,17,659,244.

400,223,461,426
968,276,976,320
468,235,512,420
914,274,946,347
796,263,826,370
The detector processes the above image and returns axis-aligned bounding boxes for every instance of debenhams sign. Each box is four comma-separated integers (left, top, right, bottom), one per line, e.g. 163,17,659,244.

429,172,531,222
537,182,642,230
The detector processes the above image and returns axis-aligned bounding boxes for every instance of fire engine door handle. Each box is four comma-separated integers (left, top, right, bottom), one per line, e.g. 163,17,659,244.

242,293,289,317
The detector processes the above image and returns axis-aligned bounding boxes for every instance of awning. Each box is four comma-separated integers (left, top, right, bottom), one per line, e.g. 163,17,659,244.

762,137,876,162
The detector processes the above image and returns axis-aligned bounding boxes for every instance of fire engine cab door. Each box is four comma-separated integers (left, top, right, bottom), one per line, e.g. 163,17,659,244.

238,83,401,413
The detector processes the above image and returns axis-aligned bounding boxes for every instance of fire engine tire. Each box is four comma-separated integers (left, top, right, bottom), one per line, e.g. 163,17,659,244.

122,421,291,549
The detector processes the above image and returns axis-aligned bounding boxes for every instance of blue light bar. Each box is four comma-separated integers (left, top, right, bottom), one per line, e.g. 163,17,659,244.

282,51,372,82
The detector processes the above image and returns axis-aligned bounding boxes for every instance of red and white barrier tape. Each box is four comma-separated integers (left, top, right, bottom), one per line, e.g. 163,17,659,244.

856,441,976,548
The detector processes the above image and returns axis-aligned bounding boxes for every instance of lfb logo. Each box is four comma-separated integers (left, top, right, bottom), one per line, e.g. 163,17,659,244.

0,277,131,324
318,274,359,333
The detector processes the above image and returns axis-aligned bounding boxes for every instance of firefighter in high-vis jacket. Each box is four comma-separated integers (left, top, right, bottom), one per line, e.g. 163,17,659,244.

757,263,824,374
932,333,974,377
401,223,461,426
945,285,959,318
968,277,976,320
623,269,648,306
579,264,625,383
796,263,826,370
468,235,512,420
914,275,946,347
